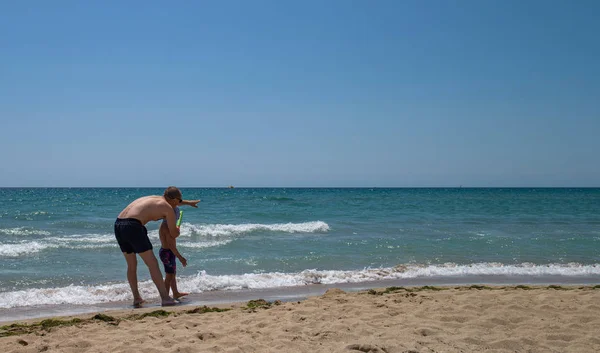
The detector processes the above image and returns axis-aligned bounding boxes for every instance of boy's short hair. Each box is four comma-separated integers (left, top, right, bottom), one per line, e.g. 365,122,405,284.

164,186,182,200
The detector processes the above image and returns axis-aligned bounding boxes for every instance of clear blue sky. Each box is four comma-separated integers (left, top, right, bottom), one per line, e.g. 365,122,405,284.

1,1,598,187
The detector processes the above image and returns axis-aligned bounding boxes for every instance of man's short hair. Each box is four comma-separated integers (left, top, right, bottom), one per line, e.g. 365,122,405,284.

164,186,182,200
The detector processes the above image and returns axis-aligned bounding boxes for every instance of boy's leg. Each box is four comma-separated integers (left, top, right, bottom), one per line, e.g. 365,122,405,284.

138,250,176,306
168,250,188,299
163,249,187,299
171,275,189,299
164,273,175,297
159,248,173,296
171,275,178,296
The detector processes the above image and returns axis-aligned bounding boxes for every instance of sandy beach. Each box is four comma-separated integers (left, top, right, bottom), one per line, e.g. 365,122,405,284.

2,285,600,353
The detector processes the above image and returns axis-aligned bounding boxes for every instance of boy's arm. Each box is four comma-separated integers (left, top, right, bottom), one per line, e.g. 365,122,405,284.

165,236,187,267
181,200,200,208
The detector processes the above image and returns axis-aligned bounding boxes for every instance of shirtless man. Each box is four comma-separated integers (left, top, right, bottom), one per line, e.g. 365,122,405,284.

114,186,194,307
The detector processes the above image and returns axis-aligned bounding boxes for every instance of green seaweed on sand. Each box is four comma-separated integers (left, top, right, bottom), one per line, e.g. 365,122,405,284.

244,299,281,310
515,285,533,290
417,286,446,291
0,318,83,337
0,323,30,337
547,285,571,290
1,305,237,338
126,310,172,321
371,286,448,295
394,286,446,293
186,306,231,314
92,314,117,322
39,318,82,329
381,286,407,294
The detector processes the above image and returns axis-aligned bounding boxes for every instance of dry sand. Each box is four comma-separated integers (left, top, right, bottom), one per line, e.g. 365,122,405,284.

2,285,600,353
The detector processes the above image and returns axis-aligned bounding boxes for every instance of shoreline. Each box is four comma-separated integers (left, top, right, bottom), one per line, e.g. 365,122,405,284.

2,275,600,323
2,284,600,353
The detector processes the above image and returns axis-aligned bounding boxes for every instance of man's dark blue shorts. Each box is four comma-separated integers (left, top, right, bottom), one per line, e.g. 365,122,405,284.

114,218,152,254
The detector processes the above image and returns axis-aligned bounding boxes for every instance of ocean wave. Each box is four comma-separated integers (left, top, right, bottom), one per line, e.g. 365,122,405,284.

178,240,233,248
14,211,52,221
0,220,329,257
0,283,142,308
1,262,599,308
0,227,51,236
0,242,57,257
177,263,600,291
0,221,329,254
0,235,117,257
45,235,114,244
263,196,296,202
179,221,330,237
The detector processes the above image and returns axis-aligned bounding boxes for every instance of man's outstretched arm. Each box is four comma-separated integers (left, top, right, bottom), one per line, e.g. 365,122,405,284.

181,200,200,208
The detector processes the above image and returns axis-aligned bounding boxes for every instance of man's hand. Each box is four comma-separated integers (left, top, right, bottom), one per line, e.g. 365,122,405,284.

184,200,201,208
178,256,188,267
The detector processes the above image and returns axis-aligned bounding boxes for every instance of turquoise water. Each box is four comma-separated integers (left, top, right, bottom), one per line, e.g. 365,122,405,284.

0,188,599,309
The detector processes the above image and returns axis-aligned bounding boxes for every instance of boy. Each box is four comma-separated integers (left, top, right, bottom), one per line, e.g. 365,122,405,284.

159,205,191,299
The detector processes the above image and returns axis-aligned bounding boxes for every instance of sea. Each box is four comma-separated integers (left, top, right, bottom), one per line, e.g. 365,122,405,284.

1,187,599,321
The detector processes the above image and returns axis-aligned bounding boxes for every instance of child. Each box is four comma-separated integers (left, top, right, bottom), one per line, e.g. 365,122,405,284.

158,205,191,299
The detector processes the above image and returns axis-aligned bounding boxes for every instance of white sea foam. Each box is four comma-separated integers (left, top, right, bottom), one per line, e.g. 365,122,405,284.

0,227,51,236
146,221,328,239
14,211,52,221
46,235,114,244
0,242,56,257
176,263,600,292
1,263,599,308
182,221,330,237
0,234,117,256
0,221,328,257
56,239,117,250
0,282,155,308
178,240,233,248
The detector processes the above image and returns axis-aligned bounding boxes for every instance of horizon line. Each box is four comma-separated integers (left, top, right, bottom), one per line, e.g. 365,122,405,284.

1,186,599,189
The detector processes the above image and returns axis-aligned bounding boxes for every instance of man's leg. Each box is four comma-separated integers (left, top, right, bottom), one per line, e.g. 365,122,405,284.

138,250,176,306
123,252,144,307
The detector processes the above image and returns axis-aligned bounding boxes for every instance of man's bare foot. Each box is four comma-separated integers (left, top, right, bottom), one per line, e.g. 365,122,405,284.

174,292,189,300
161,297,177,306
133,299,146,308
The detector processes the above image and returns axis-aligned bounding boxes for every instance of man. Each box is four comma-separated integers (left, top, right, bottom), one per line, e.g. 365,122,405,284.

114,186,199,307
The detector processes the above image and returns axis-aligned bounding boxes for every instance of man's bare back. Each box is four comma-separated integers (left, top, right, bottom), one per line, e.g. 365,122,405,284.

119,196,174,224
